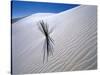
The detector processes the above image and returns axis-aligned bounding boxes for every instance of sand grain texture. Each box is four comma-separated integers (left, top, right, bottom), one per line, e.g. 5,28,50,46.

12,5,97,74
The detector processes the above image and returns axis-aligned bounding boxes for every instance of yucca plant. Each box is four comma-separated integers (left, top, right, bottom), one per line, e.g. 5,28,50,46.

38,20,54,63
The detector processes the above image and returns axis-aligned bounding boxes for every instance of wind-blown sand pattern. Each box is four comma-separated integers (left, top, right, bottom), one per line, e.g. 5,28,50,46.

12,5,97,74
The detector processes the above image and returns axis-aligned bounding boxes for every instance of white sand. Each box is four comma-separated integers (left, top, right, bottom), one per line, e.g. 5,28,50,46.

12,5,97,74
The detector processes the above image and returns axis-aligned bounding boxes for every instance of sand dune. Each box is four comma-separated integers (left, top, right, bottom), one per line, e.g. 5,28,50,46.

12,5,97,74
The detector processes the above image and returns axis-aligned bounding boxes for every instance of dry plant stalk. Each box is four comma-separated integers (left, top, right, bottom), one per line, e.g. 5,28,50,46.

38,20,54,63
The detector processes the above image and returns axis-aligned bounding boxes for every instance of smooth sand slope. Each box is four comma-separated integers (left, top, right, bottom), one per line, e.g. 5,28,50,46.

12,5,97,74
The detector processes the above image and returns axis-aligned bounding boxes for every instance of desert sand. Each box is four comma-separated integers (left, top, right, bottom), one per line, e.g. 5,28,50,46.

12,5,97,74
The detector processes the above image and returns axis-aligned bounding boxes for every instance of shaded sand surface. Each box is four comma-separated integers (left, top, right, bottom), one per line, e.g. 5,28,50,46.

12,5,97,74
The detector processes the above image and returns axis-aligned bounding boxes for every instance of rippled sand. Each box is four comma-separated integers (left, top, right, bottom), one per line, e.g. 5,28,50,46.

12,5,97,74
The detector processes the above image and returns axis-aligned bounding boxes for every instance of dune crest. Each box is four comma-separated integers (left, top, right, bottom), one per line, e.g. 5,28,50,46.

12,5,97,74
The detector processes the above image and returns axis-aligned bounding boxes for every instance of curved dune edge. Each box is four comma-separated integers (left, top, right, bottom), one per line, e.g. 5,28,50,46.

12,5,97,74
